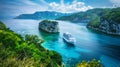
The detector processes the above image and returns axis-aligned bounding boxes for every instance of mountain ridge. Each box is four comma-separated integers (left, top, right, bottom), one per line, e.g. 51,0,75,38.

15,11,71,20
56,8,111,22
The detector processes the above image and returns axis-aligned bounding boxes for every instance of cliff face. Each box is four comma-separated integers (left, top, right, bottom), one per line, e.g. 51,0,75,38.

87,7,120,35
88,17,120,35
39,20,59,33
99,18,120,34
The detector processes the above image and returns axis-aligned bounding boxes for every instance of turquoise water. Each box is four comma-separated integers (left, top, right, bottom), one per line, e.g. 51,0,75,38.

2,19,120,67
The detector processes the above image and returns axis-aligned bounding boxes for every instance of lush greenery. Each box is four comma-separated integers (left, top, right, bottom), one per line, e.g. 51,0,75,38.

41,20,58,23
102,7,120,24
56,8,111,22
0,21,62,67
0,21,7,30
0,21,104,67
87,7,120,28
77,59,103,67
87,17,100,28
57,7,120,27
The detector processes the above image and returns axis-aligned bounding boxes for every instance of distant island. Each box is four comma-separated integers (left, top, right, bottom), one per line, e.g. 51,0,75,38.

15,11,71,20
39,20,59,33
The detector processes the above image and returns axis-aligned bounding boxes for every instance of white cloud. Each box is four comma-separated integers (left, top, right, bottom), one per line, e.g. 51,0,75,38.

0,0,93,18
110,0,120,7
49,0,93,13
110,0,120,3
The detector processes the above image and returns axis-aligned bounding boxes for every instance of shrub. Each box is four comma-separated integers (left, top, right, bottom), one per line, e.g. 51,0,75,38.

77,59,103,67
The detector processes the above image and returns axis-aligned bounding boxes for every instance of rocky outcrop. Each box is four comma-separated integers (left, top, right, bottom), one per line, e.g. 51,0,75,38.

87,17,120,35
39,20,59,33
99,18,120,34
87,7,120,35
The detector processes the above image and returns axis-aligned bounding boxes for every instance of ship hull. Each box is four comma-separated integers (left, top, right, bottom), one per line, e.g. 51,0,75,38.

63,37,75,45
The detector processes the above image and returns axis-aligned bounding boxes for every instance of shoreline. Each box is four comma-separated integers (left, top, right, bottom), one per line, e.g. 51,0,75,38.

87,26,120,36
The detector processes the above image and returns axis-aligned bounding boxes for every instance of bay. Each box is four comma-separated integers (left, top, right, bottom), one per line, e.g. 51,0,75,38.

2,19,120,67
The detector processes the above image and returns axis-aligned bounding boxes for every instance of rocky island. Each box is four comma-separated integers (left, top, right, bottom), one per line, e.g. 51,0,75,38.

39,20,59,33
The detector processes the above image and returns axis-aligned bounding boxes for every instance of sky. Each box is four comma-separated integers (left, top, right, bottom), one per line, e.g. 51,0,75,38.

0,0,120,19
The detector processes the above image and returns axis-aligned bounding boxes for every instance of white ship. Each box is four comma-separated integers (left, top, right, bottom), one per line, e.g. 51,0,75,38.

63,32,76,45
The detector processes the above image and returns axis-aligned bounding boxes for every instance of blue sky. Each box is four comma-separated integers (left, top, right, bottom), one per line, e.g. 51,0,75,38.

0,0,120,19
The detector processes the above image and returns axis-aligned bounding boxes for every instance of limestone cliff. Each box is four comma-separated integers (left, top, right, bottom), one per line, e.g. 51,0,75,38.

87,7,120,35
87,17,120,35
99,18,120,35
39,20,59,33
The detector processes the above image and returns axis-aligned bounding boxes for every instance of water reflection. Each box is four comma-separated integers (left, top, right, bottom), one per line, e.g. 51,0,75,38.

39,30,60,42
62,39,75,47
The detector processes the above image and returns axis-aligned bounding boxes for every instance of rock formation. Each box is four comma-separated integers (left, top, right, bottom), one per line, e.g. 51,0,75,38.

39,20,59,33
87,17,120,35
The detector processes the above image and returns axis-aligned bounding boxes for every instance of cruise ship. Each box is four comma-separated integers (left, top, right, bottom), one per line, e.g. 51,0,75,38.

63,32,76,45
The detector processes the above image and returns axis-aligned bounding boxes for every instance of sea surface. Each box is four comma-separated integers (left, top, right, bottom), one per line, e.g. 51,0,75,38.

2,19,120,67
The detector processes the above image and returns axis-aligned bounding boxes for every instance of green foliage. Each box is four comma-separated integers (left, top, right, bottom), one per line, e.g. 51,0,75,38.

0,21,62,67
0,30,22,49
56,8,111,22
0,21,7,30
77,59,103,67
87,7,120,29
57,12,96,21
49,51,62,65
57,7,120,24
88,17,100,28
102,7,120,24
0,57,42,67
41,20,58,23
25,34,45,51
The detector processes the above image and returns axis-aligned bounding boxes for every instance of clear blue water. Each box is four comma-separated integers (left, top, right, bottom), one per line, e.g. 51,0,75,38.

2,19,120,67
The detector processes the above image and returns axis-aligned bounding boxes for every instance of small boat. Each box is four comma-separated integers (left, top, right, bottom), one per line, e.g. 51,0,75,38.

63,32,76,45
